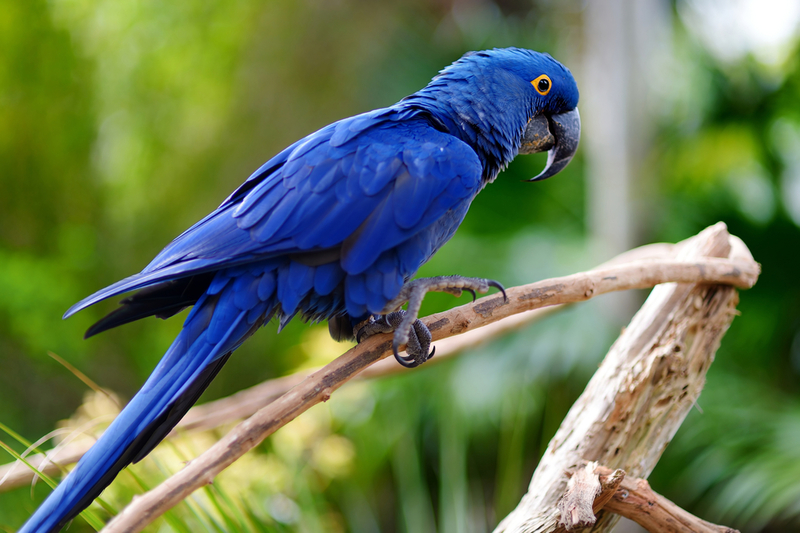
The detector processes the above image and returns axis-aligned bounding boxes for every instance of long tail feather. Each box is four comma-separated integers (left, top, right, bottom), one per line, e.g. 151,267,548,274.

21,280,267,533
83,273,216,339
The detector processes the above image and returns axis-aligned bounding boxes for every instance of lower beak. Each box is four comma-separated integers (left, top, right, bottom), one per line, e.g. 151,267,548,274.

519,107,581,182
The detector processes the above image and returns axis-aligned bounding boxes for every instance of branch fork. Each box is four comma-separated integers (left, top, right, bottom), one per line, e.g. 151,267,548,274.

495,222,757,533
556,463,738,533
0,223,758,533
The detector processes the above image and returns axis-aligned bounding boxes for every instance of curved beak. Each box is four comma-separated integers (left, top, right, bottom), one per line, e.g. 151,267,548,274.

519,107,581,182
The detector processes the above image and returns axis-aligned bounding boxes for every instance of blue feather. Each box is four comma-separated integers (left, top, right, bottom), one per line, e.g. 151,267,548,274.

313,262,345,296
27,47,580,532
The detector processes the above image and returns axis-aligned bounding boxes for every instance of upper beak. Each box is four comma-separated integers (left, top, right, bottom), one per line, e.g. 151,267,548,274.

518,107,581,182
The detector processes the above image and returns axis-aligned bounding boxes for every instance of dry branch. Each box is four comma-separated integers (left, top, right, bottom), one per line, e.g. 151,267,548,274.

494,223,756,533
0,234,749,493
556,462,604,530
594,466,738,533
96,222,758,532
554,463,626,532
0,305,562,493
553,464,738,533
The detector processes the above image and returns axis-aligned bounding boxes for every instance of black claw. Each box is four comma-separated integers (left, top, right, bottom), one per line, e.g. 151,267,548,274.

355,322,374,343
489,280,508,302
396,352,419,368
428,346,435,360
466,288,477,302
393,339,422,368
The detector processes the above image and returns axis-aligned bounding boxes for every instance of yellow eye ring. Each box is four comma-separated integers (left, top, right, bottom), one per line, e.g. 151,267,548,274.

532,74,552,95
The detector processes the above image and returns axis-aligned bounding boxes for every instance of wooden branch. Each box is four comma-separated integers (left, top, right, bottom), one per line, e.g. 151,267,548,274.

494,223,756,533
555,464,739,532
0,231,755,494
96,223,757,532
556,462,604,530
0,232,747,496
593,466,739,533
0,305,562,493
177,307,562,431
139,237,692,432
554,463,626,532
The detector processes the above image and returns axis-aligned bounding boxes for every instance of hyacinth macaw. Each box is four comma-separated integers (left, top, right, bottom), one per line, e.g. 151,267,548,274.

22,47,580,532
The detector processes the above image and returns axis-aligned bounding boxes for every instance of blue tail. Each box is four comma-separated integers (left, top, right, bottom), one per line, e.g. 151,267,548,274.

21,279,267,533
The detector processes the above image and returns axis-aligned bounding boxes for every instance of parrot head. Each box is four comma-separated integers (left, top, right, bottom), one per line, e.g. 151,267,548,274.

413,47,580,182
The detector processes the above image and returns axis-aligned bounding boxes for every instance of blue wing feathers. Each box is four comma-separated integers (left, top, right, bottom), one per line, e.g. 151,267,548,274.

329,109,391,147
250,188,302,242
392,169,433,229
285,123,335,162
43,103,486,533
31,48,584,532
207,273,231,295
338,151,355,176
232,274,262,311
276,263,306,315
247,301,269,324
235,178,284,227
309,158,343,193
365,270,387,312
273,190,331,242
313,262,345,296
345,273,367,309
295,192,378,249
284,163,313,188
364,154,402,195
287,262,315,294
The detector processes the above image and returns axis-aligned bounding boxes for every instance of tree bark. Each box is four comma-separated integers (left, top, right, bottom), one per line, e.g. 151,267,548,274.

0,240,724,493
494,223,754,533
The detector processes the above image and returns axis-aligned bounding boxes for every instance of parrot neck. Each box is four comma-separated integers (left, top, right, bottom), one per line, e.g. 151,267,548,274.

400,87,529,184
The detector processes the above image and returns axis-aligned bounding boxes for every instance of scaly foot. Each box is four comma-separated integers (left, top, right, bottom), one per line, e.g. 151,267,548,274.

356,312,433,367
356,275,507,368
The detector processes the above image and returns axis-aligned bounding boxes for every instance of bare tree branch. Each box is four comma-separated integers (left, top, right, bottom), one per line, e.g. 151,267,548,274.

494,223,756,532
552,463,739,533
0,235,733,492
96,222,758,532
0,306,564,493
555,462,626,532
595,466,739,533
557,462,605,530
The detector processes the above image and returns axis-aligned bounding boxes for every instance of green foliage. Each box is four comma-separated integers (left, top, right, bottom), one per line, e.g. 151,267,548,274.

646,9,800,531
654,371,800,530
1,1,799,531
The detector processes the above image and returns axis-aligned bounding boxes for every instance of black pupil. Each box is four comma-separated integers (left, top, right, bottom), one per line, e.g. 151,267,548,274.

538,78,550,92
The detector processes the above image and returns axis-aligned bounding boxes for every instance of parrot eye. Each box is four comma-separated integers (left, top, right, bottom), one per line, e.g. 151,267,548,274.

532,74,551,96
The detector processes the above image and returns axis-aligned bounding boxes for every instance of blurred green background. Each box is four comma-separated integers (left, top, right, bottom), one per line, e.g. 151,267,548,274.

1,0,800,531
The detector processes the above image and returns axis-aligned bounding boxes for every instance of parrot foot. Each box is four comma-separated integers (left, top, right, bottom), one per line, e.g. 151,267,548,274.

356,312,434,368
356,276,507,368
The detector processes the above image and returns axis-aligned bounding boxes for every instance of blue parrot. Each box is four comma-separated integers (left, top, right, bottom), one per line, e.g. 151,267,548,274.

21,47,579,532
